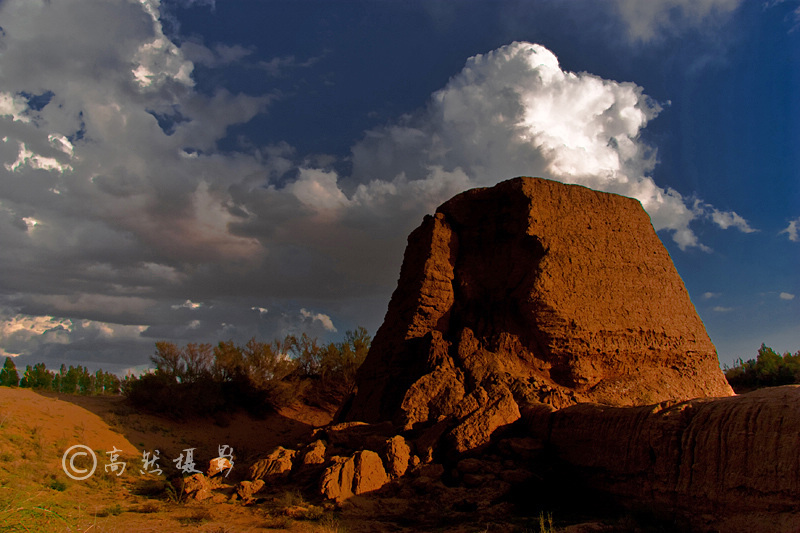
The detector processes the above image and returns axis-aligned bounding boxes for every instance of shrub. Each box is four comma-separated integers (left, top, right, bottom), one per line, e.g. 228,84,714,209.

725,344,800,392
123,328,371,418
48,480,67,492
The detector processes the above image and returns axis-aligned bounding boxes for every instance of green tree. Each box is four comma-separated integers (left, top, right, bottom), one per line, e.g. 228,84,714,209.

0,357,19,387
21,363,53,390
755,343,782,385
77,366,95,395
726,344,800,391
61,365,79,394
95,370,120,395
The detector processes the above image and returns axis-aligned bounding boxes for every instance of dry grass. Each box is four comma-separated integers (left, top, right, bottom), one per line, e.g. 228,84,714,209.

0,387,356,532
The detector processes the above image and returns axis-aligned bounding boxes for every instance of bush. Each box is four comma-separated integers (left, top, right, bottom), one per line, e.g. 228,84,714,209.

725,344,800,392
124,328,371,418
125,373,225,419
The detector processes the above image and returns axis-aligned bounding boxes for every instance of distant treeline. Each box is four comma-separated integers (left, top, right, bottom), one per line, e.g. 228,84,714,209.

0,358,121,395
1,327,370,418
724,343,800,393
124,327,370,418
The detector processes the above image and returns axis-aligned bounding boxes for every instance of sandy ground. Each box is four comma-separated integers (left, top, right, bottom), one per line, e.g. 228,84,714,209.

0,386,342,533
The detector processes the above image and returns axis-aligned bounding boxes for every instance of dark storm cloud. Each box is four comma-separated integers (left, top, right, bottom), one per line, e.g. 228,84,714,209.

0,0,761,371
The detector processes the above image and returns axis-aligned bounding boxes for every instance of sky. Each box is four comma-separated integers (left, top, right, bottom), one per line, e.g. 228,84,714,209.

0,0,797,375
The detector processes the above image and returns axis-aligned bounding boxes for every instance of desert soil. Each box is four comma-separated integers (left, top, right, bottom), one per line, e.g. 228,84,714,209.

0,386,347,533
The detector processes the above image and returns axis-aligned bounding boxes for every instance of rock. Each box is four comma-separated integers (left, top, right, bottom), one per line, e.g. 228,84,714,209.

455,457,501,476
533,386,800,532
316,421,396,452
249,447,296,480
182,473,212,501
320,456,356,502
383,435,412,478
341,177,732,437
299,439,327,466
498,468,534,484
283,504,324,519
406,462,447,497
355,451,387,497
461,473,493,488
353,450,389,495
446,382,521,455
413,463,445,480
413,418,452,463
207,456,233,477
235,479,264,501
319,450,390,502
497,437,545,461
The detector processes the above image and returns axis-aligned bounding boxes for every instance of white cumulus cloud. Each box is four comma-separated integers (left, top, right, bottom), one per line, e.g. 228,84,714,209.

780,217,800,242
334,42,749,250
300,308,337,332
779,292,795,300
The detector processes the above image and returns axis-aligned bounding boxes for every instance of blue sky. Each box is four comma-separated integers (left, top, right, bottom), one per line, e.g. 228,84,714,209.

0,0,797,374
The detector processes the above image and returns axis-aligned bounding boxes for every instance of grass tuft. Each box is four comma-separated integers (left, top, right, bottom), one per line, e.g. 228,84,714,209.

47,479,67,492
537,511,555,533
178,508,212,525
95,503,124,517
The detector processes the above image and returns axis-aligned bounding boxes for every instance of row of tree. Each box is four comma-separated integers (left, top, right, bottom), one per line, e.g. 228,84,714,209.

124,328,371,418
0,326,371,418
0,358,121,395
724,343,800,392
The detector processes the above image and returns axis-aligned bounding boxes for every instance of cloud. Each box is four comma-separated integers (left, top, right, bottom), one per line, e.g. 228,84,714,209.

181,42,253,68
0,7,757,371
702,292,721,299
171,300,203,310
0,0,275,362
613,0,744,41
780,292,796,300
338,42,750,250
5,140,73,173
0,312,146,359
765,1,800,31
709,208,758,233
291,168,353,212
0,92,32,123
300,309,337,333
780,217,800,242
712,306,735,312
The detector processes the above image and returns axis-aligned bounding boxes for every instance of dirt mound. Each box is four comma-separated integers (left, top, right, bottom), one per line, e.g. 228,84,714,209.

340,177,732,448
0,386,337,532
